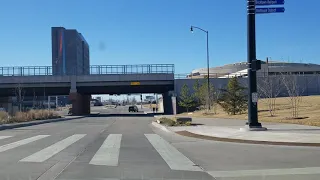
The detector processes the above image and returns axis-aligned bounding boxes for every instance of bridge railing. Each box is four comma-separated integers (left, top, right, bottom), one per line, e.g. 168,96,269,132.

0,64,175,76
90,64,175,74
0,66,52,76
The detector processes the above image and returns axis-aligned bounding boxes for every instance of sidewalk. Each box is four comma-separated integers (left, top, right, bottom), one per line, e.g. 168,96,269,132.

158,117,320,145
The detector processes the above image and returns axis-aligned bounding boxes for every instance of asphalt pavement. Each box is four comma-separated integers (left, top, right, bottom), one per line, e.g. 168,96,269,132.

0,106,319,179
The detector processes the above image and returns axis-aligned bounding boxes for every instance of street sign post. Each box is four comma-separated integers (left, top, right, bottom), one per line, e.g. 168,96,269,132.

256,0,285,6
245,0,285,130
256,7,285,14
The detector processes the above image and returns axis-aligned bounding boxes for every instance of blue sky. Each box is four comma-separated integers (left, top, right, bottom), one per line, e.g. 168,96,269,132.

0,0,319,74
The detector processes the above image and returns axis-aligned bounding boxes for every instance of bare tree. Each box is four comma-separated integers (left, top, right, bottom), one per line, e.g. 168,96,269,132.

212,88,222,114
32,88,37,109
281,73,304,118
131,97,137,105
257,76,281,117
15,83,25,112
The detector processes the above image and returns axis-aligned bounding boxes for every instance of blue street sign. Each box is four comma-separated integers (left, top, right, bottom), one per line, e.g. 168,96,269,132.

255,7,285,14
256,0,285,6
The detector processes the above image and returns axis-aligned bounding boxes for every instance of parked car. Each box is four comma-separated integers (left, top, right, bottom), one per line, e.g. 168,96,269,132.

128,105,138,112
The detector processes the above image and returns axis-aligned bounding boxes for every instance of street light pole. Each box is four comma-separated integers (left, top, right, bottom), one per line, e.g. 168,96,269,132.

191,25,211,111
206,31,211,110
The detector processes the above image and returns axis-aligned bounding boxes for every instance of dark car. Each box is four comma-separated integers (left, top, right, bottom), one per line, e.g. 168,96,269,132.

128,105,138,112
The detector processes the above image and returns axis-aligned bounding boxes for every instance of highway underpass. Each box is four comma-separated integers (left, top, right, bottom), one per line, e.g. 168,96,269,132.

0,73,175,115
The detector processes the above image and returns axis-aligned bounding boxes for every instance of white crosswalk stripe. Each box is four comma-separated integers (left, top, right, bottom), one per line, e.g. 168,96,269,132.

89,134,122,166
0,135,49,153
0,133,204,172
20,134,86,162
0,136,12,140
145,134,203,172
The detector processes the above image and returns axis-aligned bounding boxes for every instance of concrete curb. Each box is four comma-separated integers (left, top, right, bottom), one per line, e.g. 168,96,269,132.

176,131,320,147
151,121,171,133
0,116,84,131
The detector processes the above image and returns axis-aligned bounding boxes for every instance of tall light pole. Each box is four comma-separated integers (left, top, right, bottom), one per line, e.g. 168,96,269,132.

190,25,211,110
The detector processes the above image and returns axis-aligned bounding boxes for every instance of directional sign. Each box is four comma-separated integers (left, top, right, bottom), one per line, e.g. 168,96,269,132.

255,7,285,14
256,0,285,6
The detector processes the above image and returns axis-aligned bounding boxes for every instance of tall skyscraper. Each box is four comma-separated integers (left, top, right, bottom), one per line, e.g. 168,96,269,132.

51,27,90,75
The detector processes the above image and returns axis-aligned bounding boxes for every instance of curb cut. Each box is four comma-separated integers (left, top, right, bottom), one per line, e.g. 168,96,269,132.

0,116,84,131
151,121,171,133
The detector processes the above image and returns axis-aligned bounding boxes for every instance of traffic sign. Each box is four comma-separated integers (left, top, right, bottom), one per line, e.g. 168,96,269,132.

256,0,285,6
255,7,285,14
252,92,258,103
130,82,140,86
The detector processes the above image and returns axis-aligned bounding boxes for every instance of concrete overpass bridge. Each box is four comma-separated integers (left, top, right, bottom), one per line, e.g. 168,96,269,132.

0,64,175,115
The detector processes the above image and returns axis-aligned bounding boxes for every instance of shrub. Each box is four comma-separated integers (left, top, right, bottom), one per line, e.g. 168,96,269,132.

11,110,60,123
33,110,60,120
159,117,176,126
158,117,193,126
14,112,30,122
0,111,10,124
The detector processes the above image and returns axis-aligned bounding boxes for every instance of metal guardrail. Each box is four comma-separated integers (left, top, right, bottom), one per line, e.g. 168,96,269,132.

0,64,175,76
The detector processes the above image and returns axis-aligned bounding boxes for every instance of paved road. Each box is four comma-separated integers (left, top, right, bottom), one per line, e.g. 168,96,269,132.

0,106,319,179
91,105,149,114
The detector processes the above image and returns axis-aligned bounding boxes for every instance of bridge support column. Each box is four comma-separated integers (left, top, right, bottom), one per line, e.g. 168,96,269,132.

82,95,91,115
163,92,176,115
69,92,91,116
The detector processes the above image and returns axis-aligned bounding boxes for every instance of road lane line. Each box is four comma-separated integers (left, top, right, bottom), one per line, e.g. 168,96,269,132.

0,135,49,153
145,134,203,171
89,134,122,166
208,167,320,178
0,136,12,140
20,134,86,162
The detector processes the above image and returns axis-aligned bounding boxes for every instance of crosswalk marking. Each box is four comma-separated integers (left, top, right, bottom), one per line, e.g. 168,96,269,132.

89,134,122,166
20,134,86,162
0,136,12,140
0,135,49,153
145,134,203,172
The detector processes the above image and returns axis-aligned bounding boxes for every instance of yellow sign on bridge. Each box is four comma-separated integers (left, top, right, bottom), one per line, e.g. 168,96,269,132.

130,82,141,86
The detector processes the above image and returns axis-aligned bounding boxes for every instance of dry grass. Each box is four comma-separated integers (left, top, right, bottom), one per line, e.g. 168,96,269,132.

0,110,61,124
179,96,320,127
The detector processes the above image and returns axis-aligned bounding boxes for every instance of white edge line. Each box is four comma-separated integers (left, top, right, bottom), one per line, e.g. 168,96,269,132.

207,167,320,178
151,121,170,132
0,136,12,140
